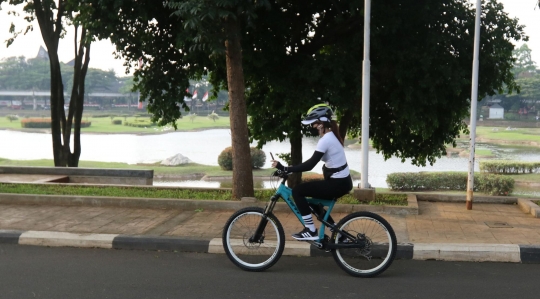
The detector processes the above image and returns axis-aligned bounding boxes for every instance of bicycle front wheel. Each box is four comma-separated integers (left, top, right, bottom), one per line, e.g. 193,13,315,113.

331,211,397,277
222,207,285,272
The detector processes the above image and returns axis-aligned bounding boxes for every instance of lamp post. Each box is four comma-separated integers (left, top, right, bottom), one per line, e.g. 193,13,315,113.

360,0,371,189
466,0,482,210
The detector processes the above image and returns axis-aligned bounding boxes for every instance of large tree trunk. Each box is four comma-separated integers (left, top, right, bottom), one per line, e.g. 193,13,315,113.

287,134,303,188
339,109,354,141
225,18,254,199
48,51,66,166
35,0,90,167
65,26,91,167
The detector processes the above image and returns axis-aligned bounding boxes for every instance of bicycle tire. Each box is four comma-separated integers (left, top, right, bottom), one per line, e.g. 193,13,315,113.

222,207,285,272
331,211,397,277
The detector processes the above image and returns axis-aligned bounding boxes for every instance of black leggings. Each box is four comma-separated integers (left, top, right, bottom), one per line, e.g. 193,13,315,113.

292,175,353,219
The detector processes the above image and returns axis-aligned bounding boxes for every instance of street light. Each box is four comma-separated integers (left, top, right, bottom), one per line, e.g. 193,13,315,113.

466,0,482,210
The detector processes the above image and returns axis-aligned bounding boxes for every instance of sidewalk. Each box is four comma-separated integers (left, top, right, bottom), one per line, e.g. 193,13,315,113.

1,198,540,263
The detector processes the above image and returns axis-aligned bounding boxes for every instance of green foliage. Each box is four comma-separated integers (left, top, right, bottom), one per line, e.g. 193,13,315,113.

0,183,405,205
6,115,19,122
218,147,234,170
245,0,526,168
111,119,122,125
218,146,267,170
123,121,156,128
386,172,468,191
480,161,540,174
207,111,219,122
512,44,538,78
475,174,515,196
276,153,292,165
250,147,266,169
20,119,91,129
386,172,514,196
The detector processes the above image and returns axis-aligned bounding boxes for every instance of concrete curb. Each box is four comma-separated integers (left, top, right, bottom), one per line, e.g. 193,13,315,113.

1,230,539,263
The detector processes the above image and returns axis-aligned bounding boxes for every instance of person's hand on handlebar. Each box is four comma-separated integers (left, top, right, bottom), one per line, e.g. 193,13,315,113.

271,160,285,171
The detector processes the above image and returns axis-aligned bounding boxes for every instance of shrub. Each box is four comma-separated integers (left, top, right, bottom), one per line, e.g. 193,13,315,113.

208,111,219,122
480,161,540,174
251,147,266,169
475,174,515,196
218,147,233,170
112,119,122,125
386,172,467,191
218,147,267,170
386,172,514,196
123,121,156,128
6,115,19,122
21,118,91,128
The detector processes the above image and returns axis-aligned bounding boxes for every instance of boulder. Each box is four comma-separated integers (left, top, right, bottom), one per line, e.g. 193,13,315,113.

161,153,192,166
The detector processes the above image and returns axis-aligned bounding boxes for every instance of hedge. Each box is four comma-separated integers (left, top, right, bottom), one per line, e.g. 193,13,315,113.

480,161,540,174
123,121,156,128
218,147,266,170
111,119,122,125
21,118,91,128
386,172,514,196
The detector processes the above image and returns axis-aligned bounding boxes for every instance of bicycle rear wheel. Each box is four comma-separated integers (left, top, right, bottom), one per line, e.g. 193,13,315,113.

331,211,397,277
222,207,285,271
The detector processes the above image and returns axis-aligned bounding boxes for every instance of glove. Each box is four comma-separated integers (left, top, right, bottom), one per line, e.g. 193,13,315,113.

274,161,285,171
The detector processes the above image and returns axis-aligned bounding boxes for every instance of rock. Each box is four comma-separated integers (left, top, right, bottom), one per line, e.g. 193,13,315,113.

161,153,192,166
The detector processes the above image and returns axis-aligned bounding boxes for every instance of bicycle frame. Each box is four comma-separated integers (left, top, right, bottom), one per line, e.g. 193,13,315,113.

271,182,335,241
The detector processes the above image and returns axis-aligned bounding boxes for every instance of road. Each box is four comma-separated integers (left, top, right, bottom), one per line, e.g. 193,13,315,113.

0,244,538,299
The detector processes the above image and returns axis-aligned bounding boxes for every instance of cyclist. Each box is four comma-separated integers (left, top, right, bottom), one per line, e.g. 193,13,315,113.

271,103,353,240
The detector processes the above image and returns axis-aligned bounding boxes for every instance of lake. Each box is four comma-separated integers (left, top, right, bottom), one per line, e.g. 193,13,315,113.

1,129,539,188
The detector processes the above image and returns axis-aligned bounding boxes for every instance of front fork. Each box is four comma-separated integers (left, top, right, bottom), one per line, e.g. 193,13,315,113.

248,195,279,243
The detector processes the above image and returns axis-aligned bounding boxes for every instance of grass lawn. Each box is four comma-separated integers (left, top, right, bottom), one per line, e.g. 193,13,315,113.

0,115,230,134
0,182,407,205
469,127,540,142
505,173,540,183
0,158,272,178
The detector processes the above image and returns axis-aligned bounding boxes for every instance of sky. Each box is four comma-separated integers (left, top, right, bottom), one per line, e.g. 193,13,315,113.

0,0,539,77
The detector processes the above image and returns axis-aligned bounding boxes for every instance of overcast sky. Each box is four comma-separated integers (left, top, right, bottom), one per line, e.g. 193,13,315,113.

0,0,538,77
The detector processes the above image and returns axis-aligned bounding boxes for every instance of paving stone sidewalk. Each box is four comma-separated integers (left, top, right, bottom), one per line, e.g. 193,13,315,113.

1,201,539,245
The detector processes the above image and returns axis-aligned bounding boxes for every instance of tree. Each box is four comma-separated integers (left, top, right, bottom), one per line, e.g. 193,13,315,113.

245,0,526,169
512,44,538,78
87,0,269,199
2,0,93,167
167,0,272,199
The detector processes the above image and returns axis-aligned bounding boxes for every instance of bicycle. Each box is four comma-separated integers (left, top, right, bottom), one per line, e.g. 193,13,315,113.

222,169,397,277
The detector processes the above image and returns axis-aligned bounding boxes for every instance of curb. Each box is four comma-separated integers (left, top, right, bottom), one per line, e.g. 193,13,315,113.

1,230,539,263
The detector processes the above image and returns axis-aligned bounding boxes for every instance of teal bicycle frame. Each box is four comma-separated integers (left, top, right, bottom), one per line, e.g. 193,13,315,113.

250,171,364,250
263,176,336,241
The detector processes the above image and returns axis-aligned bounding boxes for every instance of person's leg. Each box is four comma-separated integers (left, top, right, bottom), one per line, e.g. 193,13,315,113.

290,181,326,240
291,177,353,240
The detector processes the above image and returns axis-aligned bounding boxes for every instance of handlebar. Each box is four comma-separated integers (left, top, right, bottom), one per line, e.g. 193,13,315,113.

272,169,290,184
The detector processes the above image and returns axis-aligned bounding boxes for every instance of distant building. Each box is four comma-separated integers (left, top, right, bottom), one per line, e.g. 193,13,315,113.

489,104,504,119
36,46,48,60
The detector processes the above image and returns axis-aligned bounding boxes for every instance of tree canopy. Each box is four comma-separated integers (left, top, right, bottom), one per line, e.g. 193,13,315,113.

244,0,526,166
82,0,527,173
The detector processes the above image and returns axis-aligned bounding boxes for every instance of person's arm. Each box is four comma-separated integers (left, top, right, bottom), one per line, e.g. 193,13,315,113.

275,151,324,173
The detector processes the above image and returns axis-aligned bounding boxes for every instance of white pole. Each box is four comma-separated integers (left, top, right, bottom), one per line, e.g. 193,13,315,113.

466,0,482,210
360,0,371,189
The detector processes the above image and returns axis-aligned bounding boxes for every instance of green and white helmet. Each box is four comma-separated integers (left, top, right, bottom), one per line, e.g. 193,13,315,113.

301,103,333,125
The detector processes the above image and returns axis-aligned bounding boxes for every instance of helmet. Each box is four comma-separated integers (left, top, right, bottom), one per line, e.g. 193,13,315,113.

301,103,333,125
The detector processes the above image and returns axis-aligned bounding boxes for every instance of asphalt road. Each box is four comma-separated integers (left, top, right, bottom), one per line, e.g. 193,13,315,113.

0,244,538,299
